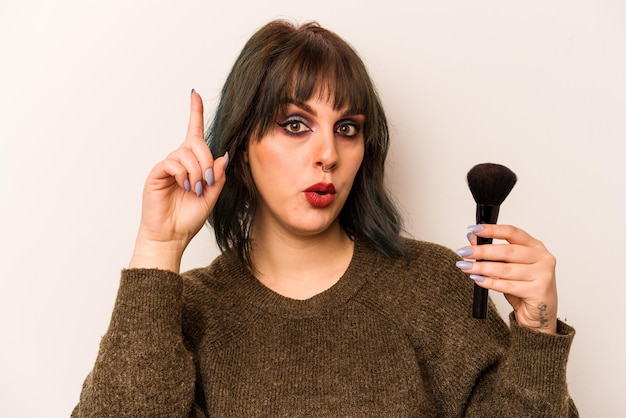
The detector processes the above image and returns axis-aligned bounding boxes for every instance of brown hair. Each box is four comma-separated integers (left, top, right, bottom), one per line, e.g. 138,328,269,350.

207,20,406,268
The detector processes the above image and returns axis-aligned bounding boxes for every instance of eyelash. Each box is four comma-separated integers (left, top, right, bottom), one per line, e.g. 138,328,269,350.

276,117,362,138
277,116,310,136
336,121,361,138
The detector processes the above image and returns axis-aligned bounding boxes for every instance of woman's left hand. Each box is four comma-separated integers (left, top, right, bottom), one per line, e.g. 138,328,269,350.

455,224,558,334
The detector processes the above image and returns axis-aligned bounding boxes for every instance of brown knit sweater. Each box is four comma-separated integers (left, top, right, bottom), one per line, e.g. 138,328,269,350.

72,238,577,417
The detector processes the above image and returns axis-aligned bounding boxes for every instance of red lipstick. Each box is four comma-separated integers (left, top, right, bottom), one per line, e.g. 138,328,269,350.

304,182,336,208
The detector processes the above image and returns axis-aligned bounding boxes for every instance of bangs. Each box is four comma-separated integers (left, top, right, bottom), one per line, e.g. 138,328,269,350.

254,26,373,136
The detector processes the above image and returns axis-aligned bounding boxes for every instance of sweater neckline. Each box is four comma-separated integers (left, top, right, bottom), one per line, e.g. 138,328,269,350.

224,239,377,319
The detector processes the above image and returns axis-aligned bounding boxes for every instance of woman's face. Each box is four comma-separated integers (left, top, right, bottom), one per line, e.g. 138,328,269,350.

246,95,365,239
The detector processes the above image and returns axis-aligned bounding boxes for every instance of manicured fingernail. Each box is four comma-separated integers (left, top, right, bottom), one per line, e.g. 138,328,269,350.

184,178,191,193
467,224,484,233
195,181,203,197
456,260,473,270
205,168,214,186
224,151,229,169
470,274,485,282
467,232,475,241
456,247,473,257
191,88,195,94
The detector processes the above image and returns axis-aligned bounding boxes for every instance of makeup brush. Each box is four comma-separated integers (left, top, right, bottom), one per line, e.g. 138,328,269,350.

466,163,517,319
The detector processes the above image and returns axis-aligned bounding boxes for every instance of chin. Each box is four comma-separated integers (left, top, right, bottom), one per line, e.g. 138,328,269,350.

287,215,341,237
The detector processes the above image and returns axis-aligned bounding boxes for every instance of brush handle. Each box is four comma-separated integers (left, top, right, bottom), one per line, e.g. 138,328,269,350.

476,204,500,224
472,204,500,319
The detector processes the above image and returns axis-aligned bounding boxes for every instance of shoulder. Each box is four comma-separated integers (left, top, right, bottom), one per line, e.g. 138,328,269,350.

180,255,243,328
373,236,464,282
356,236,473,318
402,236,461,265
181,255,229,296
357,237,510,342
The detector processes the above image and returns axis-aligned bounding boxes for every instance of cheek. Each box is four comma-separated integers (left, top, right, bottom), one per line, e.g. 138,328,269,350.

248,141,301,184
248,140,273,172
347,145,365,175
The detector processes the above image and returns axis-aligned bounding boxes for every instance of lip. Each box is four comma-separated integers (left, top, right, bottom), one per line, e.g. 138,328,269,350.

304,182,336,208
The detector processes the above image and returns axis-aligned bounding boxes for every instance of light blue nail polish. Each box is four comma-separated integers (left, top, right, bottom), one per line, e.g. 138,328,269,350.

470,274,485,282
205,168,214,186
456,247,473,257
456,260,473,270
195,181,203,197
224,151,229,169
467,224,484,233
184,179,191,193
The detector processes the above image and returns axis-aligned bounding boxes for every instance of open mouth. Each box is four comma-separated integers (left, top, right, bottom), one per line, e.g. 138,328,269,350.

304,183,336,208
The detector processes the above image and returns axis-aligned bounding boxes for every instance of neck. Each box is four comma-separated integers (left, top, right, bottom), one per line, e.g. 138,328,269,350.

250,220,354,300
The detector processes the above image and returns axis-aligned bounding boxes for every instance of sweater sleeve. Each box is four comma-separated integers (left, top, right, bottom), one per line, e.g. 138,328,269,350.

396,240,578,417
464,313,578,417
71,269,205,418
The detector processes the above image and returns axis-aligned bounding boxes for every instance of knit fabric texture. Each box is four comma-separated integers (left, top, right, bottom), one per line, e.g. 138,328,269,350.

72,238,578,417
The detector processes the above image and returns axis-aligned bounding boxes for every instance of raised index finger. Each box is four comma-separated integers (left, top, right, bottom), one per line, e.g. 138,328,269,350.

186,89,205,141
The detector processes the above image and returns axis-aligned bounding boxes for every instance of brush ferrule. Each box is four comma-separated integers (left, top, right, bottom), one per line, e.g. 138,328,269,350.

476,204,500,225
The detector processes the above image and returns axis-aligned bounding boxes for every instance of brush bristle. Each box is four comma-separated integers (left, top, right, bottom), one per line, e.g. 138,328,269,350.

467,163,517,206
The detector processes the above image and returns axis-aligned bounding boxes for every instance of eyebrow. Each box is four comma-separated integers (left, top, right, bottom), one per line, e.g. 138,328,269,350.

287,100,316,116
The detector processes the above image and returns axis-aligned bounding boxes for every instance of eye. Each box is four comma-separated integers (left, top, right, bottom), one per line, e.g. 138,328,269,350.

335,121,361,138
277,116,311,136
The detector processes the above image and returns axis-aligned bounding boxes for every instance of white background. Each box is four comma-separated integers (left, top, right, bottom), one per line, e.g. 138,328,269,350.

1,0,624,416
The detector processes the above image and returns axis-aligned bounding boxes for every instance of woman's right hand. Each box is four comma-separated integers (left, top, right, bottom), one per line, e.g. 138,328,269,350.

129,90,228,272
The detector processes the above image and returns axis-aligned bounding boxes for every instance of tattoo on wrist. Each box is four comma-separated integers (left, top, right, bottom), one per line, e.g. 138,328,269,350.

538,303,548,328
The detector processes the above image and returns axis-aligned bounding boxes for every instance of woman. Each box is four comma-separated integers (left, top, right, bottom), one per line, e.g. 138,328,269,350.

73,20,577,416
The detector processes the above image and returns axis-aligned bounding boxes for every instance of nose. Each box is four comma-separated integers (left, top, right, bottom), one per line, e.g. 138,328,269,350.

314,128,338,172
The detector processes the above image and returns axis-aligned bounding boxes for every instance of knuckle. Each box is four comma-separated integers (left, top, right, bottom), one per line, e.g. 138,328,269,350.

539,250,557,268
531,263,555,283
504,224,518,234
500,262,514,277
502,244,516,259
